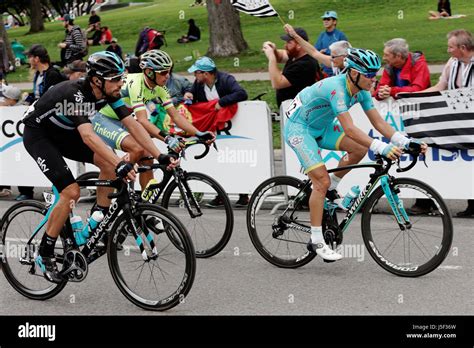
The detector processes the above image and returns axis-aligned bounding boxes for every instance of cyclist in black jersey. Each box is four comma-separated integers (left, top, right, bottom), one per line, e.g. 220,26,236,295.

22,51,176,283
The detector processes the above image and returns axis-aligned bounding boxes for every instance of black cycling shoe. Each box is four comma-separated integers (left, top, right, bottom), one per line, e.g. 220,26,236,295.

35,255,63,284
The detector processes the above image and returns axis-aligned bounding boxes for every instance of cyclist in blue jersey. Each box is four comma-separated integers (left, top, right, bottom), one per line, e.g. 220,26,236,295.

284,48,427,261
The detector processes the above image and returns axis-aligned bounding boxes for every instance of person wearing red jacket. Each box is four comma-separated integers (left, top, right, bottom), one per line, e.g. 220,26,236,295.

374,38,431,100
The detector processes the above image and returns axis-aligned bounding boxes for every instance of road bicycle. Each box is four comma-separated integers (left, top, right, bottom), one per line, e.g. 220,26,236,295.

0,165,196,311
139,137,234,258
247,143,453,277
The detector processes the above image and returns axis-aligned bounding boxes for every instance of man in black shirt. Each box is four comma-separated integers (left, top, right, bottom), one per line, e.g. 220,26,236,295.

88,9,101,28
262,27,320,106
23,51,175,283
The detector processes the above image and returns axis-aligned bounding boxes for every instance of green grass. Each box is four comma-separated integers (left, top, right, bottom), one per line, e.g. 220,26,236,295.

4,0,474,83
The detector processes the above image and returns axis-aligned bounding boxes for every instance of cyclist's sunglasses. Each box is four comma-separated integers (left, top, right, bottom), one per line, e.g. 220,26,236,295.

103,73,125,82
155,69,171,76
362,71,377,79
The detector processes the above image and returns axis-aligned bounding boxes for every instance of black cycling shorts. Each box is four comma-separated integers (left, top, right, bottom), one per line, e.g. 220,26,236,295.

23,126,95,192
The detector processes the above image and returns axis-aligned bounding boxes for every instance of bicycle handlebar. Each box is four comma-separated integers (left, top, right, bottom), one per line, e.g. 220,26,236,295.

396,142,424,173
173,136,217,160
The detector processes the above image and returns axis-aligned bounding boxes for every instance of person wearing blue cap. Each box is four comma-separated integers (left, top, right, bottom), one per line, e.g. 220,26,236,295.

184,56,249,207
315,10,348,78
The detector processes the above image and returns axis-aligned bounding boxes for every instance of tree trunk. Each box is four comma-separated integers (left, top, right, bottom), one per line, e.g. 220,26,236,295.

0,21,15,69
29,0,45,33
206,0,248,57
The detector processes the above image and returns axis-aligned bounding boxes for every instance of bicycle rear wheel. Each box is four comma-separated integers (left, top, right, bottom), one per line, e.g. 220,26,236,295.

107,203,196,311
0,201,67,300
161,172,233,258
361,178,453,277
247,176,316,268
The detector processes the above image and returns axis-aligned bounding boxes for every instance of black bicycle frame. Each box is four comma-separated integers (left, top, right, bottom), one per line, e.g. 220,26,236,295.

289,159,392,233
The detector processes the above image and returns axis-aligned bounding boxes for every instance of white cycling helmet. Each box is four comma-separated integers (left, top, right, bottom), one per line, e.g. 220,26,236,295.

139,50,173,71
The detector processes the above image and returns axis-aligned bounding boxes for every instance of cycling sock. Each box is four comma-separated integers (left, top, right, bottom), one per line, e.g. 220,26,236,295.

310,226,324,244
329,174,342,191
39,234,58,257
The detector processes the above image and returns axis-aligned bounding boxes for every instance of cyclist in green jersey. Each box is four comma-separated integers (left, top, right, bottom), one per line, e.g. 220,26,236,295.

93,49,215,191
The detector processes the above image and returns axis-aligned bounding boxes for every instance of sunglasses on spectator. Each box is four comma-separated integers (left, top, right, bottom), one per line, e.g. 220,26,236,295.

103,74,124,82
361,71,377,79
323,18,336,21
194,70,205,74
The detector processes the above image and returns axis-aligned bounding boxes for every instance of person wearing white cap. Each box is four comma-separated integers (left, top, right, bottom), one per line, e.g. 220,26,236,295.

315,10,348,77
0,85,21,106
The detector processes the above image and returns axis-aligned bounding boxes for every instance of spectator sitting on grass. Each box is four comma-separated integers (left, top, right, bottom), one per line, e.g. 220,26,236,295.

178,19,201,44
106,38,124,60
429,0,451,19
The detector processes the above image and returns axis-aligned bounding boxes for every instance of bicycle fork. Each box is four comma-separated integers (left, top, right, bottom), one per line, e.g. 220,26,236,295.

380,176,411,230
123,207,159,261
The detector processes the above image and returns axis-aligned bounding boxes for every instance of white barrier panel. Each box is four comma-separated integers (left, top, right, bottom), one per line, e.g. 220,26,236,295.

2,102,273,194
0,105,78,187
281,98,474,199
89,101,274,193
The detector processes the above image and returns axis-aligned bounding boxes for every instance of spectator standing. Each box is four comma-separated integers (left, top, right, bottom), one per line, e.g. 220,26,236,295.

315,11,348,77
374,38,432,214
429,0,451,20
177,19,201,43
262,27,320,107
58,14,85,65
20,45,66,201
374,38,431,100
106,38,123,60
420,29,474,217
284,24,350,76
25,44,65,103
184,56,249,207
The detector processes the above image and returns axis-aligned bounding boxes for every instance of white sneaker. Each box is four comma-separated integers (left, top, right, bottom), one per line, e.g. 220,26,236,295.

308,241,343,261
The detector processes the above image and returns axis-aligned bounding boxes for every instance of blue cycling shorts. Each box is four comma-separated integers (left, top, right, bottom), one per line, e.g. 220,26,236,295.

284,118,345,174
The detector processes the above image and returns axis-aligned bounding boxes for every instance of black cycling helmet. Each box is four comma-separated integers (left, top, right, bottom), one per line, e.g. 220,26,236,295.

86,51,125,78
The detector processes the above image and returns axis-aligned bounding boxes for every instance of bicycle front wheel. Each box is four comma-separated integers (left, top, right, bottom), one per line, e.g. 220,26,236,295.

161,172,233,258
0,201,67,300
247,176,316,268
361,178,453,277
107,203,196,311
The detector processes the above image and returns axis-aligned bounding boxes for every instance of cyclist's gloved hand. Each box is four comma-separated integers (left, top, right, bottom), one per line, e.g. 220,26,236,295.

164,135,184,153
407,138,427,154
196,131,215,142
158,154,179,170
371,139,402,160
115,161,135,180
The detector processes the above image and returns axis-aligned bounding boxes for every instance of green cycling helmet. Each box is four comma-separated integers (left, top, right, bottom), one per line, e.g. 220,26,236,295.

344,48,381,74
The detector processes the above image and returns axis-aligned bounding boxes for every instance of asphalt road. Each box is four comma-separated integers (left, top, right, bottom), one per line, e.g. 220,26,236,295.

0,198,472,316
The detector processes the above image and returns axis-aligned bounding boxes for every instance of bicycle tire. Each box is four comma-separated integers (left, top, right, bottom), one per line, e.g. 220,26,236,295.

247,176,316,268
107,203,196,311
161,172,234,258
361,178,453,277
0,201,68,300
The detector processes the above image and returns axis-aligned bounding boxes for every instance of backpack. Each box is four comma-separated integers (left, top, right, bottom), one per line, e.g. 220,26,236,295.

147,29,165,50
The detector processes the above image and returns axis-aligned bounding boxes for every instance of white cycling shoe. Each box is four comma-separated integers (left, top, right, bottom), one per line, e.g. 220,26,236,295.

307,241,343,261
